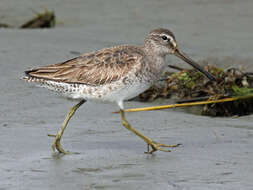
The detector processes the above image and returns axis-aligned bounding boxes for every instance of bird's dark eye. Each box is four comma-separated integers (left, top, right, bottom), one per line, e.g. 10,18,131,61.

162,35,168,41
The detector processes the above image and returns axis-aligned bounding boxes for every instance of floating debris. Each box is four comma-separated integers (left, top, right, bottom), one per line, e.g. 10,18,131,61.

20,9,55,29
134,63,253,116
116,95,253,114
0,23,10,28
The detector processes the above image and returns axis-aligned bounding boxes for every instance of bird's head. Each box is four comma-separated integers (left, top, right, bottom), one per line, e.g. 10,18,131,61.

145,28,216,81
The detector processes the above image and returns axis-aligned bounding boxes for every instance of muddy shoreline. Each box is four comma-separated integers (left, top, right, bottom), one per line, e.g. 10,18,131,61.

1,0,253,189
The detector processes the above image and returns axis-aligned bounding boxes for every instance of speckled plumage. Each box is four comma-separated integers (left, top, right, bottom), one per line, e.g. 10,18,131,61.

24,30,171,104
24,28,215,107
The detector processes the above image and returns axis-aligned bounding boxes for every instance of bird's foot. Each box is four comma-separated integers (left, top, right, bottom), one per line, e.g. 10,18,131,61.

145,141,181,154
48,134,70,154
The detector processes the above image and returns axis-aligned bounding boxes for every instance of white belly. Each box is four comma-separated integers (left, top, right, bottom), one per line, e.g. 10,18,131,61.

31,77,152,103
79,80,151,103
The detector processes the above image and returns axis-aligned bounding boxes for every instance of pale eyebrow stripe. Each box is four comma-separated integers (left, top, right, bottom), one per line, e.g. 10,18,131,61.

159,34,174,41
150,33,175,43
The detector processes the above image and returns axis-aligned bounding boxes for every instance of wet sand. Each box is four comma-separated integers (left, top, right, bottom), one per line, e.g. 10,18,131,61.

1,0,253,189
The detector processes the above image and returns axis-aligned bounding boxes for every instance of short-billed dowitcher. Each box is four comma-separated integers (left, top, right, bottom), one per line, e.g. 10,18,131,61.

23,28,215,154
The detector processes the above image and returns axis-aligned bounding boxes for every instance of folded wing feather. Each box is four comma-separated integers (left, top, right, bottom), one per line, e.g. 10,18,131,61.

25,46,144,86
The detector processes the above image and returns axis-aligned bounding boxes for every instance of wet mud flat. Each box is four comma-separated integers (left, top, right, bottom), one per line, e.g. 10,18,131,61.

0,28,252,190
1,0,253,189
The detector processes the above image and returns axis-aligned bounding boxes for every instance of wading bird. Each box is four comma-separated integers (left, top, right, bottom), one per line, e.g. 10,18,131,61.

24,28,215,154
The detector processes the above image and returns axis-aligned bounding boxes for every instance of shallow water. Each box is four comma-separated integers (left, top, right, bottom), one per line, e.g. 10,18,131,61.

1,0,253,189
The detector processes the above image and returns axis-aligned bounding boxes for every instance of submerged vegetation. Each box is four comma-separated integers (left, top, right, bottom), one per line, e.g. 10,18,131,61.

136,63,253,117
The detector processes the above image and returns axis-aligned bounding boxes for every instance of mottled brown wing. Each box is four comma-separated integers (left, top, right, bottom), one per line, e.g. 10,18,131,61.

25,46,144,86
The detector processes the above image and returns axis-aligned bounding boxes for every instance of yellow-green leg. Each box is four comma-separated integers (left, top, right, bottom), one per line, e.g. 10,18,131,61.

48,100,86,154
120,109,180,154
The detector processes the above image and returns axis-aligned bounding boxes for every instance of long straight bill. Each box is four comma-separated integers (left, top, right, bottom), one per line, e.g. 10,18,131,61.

174,49,216,81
